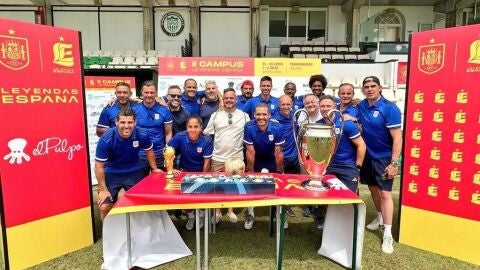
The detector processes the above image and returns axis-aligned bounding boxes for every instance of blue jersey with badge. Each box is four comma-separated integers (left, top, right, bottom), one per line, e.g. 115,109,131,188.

242,95,279,119
292,96,304,111
181,91,205,116
338,103,359,117
272,111,297,159
167,131,213,172
95,127,153,174
243,120,285,172
236,95,251,112
97,100,137,129
317,117,361,165
358,96,401,158
133,102,173,158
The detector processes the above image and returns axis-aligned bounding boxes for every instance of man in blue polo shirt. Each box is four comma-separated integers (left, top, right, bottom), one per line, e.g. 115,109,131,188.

273,95,299,219
134,80,173,173
95,108,161,220
96,82,137,136
317,95,366,192
181,78,204,115
283,82,303,111
358,76,402,254
236,79,254,111
243,103,285,230
242,76,279,119
199,80,220,128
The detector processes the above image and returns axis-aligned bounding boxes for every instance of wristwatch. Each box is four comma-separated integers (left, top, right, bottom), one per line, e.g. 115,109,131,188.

390,160,399,167
356,164,362,170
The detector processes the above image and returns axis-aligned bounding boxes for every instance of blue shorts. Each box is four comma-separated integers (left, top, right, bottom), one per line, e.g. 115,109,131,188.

326,163,359,192
360,156,393,191
284,157,300,174
104,169,146,204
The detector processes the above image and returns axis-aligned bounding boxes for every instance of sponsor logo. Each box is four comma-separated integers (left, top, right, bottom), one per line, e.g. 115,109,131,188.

0,28,29,70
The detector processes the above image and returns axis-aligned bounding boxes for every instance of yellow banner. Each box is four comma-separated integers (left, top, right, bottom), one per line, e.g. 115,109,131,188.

254,58,321,77
400,206,480,266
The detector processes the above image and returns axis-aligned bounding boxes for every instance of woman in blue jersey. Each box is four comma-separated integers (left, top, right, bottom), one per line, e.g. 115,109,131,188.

167,115,213,230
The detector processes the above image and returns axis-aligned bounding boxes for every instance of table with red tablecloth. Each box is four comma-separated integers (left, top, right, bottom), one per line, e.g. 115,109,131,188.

102,172,365,270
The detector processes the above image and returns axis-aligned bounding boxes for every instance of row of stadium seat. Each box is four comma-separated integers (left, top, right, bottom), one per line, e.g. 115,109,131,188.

289,46,361,55
83,55,164,69
83,49,180,58
281,40,348,47
292,53,372,63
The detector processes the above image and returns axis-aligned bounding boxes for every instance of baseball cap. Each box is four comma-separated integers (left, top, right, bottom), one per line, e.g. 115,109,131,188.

362,76,381,86
242,80,254,88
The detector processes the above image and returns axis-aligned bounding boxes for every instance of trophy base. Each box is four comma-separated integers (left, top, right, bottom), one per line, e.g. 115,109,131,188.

301,179,329,191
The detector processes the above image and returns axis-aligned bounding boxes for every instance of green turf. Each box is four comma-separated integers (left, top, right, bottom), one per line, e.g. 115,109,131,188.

22,179,480,269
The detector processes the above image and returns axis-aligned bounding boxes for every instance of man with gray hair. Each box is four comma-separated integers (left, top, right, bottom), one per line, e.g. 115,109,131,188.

199,80,221,128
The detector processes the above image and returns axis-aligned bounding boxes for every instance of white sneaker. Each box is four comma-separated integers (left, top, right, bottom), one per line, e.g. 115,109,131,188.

366,218,384,230
186,218,195,230
382,235,394,254
244,214,255,230
284,220,288,229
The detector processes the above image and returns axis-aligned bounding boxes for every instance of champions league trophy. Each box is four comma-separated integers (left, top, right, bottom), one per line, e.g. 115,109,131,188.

163,146,175,181
293,109,343,191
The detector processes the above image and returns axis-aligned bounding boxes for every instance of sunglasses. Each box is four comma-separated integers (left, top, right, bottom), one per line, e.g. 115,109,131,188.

168,94,181,99
228,113,233,125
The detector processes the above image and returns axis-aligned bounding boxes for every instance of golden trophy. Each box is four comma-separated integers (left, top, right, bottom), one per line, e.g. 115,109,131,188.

293,109,343,191
163,146,175,181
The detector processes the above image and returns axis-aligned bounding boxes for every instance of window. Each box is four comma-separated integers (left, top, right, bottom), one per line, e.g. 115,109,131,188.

268,8,326,46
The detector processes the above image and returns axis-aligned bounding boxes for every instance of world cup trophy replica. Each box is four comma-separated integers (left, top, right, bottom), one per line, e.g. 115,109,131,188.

293,109,343,191
163,146,176,181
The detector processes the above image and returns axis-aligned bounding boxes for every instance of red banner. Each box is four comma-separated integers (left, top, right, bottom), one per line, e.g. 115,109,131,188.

0,18,92,223
158,57,254,76
401,25,480,221
397,61,407,85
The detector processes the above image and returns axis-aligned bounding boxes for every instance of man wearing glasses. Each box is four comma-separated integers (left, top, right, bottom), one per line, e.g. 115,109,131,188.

204,88,250,223
166,85,190,136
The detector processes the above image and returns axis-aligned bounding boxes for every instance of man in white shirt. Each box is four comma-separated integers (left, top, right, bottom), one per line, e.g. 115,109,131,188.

204,88,250,223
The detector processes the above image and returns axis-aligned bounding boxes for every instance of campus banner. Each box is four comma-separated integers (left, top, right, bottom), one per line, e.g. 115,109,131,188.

157,57,321,97
399,24,480,265
0,19,94,269
84,76,136,185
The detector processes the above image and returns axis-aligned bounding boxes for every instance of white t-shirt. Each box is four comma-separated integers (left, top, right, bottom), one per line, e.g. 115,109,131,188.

204,109,250,162
296,109,322,126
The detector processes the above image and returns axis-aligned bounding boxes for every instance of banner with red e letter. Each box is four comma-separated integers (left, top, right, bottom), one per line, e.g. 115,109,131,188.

399,24,480,266
0,18,94,269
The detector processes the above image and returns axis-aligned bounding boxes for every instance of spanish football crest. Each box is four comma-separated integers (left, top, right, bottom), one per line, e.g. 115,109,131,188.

418,39,445,74
0,29,29,70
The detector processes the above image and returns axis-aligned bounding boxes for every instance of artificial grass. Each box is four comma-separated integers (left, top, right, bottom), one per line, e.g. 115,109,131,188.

24,179,480,270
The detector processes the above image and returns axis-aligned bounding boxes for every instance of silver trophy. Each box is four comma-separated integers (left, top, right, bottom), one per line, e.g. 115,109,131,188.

293,109,343,191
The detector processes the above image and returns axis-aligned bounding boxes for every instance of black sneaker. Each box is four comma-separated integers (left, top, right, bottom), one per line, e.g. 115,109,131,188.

244,214,255,230
316,217,325,230
285,206,295,217
302,206,311,217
